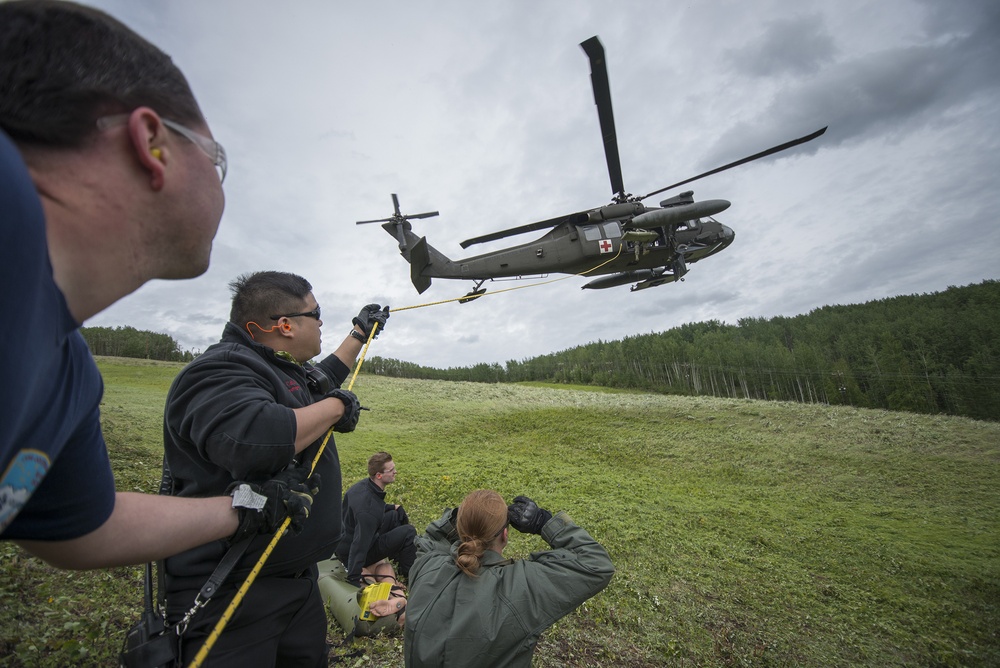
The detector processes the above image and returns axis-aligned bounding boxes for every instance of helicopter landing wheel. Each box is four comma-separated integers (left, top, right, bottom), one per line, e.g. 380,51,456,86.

459,287,487,304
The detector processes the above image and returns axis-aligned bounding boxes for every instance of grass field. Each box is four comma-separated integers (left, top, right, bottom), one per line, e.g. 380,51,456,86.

1,356,998,667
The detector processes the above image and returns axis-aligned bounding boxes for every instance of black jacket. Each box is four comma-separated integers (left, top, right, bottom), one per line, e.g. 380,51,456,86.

161,323,348,604
336,478,395,583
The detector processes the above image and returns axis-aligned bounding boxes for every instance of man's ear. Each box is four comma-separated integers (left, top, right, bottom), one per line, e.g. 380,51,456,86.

126,107,167,191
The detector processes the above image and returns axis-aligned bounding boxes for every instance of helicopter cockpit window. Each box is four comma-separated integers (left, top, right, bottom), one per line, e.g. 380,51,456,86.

602,222,622,238
582,225,602,242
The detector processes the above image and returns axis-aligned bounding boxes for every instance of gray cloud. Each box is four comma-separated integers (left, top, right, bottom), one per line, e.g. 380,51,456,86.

726,14,837,77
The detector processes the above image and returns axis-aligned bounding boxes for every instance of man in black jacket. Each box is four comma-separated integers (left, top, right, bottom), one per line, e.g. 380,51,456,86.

161,270,389,667
336,451,416,586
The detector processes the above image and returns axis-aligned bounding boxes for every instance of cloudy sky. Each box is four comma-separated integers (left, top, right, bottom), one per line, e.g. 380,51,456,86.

82,0,1000,369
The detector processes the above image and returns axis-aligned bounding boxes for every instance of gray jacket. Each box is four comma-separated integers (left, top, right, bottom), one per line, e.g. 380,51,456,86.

403,509,615,667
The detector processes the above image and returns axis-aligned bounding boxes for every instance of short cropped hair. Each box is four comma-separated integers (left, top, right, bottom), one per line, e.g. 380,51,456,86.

228,271,313,328
368,452,393,478
0,1,204,147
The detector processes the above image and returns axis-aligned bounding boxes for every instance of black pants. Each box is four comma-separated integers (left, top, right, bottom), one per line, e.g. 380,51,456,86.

365,522,418,578
170,567,327,668
337,511,418,581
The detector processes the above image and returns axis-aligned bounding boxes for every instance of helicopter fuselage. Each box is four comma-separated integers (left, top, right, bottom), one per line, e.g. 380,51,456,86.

455,217,734,279
387,200,735,293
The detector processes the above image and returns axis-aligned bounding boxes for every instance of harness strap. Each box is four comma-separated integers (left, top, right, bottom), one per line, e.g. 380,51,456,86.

197,537,254,601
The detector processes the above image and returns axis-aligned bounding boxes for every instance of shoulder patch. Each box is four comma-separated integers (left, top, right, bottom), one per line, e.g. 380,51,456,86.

0,449,51,532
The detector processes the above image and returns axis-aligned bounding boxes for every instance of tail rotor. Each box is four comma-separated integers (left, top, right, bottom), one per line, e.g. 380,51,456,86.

357,194,439,252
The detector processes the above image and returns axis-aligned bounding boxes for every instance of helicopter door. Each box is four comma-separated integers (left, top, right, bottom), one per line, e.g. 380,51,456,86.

582,222,621,257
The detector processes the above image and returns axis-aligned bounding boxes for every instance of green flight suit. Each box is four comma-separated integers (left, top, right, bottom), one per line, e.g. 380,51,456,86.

404,509,615,667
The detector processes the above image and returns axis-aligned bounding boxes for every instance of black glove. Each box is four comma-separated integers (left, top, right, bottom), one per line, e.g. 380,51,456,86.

507,496,552,535
228,468,321,543
326,388,361,433
396,505,409,525
281,470,320,534
352,304,390,339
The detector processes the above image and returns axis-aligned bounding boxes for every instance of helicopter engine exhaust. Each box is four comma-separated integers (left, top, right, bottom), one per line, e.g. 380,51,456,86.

627,199,731,230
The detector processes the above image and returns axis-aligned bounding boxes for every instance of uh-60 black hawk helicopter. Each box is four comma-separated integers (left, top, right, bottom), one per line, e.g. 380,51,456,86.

358,36,826,301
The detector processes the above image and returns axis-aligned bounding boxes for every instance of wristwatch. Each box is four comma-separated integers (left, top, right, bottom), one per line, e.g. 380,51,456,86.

350,329,367,343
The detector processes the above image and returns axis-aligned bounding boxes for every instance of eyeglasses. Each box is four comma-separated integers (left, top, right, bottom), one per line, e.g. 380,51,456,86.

270,306,321,321
381,467,396,475
162,119,227,183
96,114,228,183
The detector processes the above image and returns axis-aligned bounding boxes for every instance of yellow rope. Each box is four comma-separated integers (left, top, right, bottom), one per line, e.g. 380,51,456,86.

187,324,379,667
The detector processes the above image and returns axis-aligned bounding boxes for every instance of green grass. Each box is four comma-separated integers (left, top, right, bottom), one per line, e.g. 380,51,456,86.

1,357,998,667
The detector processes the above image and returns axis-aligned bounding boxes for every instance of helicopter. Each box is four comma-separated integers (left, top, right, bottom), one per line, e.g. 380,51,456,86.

358,35,826,300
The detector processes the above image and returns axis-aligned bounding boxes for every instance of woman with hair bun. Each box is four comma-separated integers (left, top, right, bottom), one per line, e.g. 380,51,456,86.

403,490,615,667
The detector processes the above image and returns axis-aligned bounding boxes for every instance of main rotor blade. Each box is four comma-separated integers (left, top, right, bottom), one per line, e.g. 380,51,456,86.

638,126,828,201
581,36,626,200
460,209,590,249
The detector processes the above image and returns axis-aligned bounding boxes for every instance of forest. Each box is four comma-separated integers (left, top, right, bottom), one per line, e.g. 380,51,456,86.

79,325,193,363
364,280,1000,421
81,281,999,421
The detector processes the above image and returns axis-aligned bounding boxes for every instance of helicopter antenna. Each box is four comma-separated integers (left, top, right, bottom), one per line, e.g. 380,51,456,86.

581,36,628,203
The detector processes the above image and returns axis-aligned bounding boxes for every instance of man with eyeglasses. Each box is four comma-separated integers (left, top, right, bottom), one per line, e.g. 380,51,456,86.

160,270,390,665
336,451,417,588
0,2,315,576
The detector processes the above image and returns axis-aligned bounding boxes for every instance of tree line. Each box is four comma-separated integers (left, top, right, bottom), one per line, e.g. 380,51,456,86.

80,325,194,363
364,280,1000,422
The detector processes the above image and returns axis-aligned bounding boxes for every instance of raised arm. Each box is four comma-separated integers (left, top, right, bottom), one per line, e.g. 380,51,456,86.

414,507,460,557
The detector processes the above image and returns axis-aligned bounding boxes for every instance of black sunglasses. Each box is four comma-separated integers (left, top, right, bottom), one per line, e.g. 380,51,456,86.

270,306,321,321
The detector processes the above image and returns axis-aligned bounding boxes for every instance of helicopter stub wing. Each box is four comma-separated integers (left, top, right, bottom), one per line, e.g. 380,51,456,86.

582,268,681,290
629,273,680,291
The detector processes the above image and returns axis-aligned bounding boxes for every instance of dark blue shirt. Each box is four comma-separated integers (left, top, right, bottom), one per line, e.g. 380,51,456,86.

0,130,116,540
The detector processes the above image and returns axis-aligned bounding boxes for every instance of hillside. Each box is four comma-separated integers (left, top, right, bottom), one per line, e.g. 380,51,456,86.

1,361,997,666
368,280,1000,421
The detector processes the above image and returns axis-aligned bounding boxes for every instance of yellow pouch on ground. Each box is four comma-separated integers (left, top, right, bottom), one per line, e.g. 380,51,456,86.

358,582,392,621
